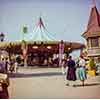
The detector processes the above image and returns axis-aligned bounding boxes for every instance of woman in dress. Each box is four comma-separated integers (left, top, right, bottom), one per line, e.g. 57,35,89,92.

78,55,87,86
66,56,76,86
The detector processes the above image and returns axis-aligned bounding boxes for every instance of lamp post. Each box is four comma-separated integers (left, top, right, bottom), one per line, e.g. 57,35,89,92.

21,26,28,67
0,32,5,60
0,32,5,42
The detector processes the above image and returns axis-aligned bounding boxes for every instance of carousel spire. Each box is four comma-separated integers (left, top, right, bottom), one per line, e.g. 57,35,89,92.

31,16,55,41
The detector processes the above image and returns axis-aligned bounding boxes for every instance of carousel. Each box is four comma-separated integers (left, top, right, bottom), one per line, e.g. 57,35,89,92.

0,17,85,67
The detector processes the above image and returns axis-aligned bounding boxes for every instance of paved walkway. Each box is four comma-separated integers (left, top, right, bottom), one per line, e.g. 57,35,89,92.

8,67,100,99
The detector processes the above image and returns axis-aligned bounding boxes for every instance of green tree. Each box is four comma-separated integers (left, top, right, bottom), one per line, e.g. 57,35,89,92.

89,58,96,70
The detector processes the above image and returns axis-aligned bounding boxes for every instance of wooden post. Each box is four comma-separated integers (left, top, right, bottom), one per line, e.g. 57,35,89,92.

24,56,27,67
21,40,27,67
23,48,27,67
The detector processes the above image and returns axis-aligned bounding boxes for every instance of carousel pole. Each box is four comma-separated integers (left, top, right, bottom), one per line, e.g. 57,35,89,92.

22,40,28,67
59,40,66,84
59,40,64,67
23,49,27,67
22,26,28,67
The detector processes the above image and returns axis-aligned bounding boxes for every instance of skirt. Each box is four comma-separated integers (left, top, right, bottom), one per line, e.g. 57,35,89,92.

77,67,87,81
66,67,76,81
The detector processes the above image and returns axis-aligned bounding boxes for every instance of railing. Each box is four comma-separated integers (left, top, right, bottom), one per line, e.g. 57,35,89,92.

88,48,100,56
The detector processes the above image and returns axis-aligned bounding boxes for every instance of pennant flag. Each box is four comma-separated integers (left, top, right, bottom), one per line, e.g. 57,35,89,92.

38,17,45,29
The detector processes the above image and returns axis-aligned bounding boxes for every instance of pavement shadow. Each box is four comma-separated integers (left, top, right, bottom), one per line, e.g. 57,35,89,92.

8,72,62,78
74,83,100,87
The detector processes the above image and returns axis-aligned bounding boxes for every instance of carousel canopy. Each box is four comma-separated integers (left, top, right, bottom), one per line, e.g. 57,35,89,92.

0,16,85,53
24,17,56,42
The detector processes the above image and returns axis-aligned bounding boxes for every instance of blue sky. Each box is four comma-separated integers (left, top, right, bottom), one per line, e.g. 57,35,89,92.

0,0,100,43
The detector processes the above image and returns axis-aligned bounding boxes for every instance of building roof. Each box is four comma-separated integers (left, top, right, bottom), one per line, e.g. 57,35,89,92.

82,5,100,38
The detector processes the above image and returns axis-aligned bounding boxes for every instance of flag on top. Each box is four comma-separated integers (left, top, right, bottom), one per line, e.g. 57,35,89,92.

38,17,45,29
92,0,96,7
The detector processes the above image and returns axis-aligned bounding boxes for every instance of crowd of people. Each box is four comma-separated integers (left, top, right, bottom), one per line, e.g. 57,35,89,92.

0,52,98,98
0,57,18,74
0,54,19,98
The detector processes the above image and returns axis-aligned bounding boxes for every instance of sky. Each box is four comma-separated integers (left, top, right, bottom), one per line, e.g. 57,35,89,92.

0,0,100,44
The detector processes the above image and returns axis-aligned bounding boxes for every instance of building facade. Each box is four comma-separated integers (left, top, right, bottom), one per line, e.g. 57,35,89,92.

82,3,100,63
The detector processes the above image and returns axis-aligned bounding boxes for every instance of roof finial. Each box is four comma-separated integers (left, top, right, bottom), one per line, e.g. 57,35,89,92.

39,12,42,18
92,0,96,7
